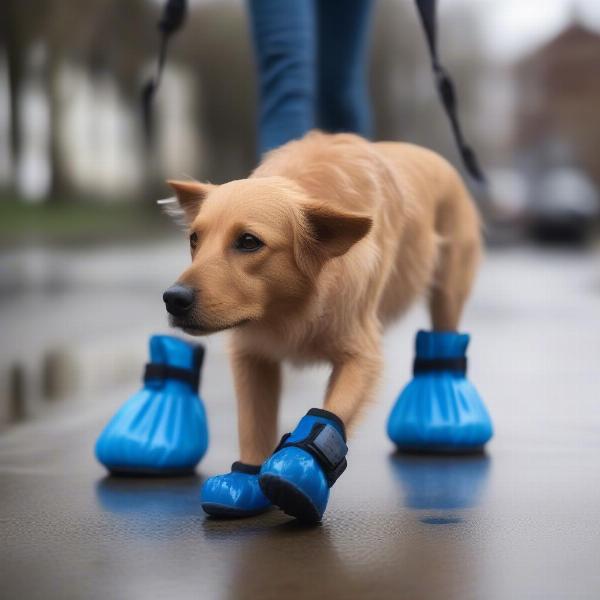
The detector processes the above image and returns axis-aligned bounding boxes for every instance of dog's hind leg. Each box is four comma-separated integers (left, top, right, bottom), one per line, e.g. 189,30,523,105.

427,181,482,331
386,190,493,454
200,351,280,518
428,227,481,331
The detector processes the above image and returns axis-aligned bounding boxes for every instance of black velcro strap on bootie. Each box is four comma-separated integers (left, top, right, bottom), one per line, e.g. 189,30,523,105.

144,343,205,390
231,461,261,475
144,363,197,387
275,423,348,487
413,357,467,375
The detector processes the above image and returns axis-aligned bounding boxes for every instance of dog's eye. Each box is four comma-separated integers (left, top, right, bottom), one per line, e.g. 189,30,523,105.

234,233,264,252
189,232,198,249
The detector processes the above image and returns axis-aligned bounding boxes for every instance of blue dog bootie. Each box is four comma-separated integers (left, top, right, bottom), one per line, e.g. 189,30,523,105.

259,408,348,523
387,330,493,453
95,335,209,475
201,462,271,518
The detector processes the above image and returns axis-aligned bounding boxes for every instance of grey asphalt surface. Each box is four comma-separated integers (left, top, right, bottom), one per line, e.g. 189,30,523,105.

1,244,600,599
0,239,190,364
0,238,194,420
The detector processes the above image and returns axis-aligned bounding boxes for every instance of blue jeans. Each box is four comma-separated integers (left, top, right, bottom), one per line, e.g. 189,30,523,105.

247,0,375,155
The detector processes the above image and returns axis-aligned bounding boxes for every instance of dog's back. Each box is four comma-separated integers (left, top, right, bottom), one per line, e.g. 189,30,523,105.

252,132,480,335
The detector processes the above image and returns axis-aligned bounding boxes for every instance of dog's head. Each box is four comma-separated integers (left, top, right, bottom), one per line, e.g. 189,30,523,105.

162,176,371,335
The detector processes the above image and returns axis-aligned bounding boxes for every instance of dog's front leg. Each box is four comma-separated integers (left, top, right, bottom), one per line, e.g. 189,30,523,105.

200,350,280,518
231,350,281,465
323,346,383,430
257,337,383,523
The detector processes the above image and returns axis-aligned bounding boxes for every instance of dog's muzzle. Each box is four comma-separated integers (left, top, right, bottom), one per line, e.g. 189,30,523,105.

163,284,195,317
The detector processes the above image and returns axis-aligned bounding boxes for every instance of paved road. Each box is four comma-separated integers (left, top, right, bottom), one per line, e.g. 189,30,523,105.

1,245,600,599
0,237,193,420
0,238,189,363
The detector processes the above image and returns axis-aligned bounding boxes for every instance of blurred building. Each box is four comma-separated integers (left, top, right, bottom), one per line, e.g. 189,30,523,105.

514,19,600,188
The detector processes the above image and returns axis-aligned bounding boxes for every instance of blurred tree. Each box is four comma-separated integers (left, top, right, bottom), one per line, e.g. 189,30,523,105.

44,0,156,200
370,0,422,142
0,0,490,203
0,0,156,200
175,0,257,182
82,0,159,197
0,0,52,194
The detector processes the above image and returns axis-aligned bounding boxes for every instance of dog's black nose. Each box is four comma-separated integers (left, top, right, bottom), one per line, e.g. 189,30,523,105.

163,284,195,316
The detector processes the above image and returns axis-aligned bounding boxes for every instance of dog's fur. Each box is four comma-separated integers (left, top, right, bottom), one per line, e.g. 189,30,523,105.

167,132,481,465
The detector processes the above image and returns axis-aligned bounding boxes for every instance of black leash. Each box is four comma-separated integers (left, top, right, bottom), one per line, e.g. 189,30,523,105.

415,0,486,184
142,0,188,143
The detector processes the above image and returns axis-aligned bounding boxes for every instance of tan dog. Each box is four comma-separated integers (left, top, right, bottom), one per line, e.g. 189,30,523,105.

165,132,481,466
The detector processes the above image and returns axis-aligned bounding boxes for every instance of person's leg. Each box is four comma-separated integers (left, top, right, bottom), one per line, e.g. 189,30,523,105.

316,0,375,137
247,0,317,155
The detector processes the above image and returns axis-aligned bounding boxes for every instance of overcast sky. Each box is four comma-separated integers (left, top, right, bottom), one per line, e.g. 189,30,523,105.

441,0,600,61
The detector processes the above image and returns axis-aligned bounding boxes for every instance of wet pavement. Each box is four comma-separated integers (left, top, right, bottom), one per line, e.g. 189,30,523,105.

1,245,600,599
0,239,189,365
0,238,192,421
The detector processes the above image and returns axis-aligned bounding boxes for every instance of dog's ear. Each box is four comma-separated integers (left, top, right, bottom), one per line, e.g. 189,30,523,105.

164,180,215,224
299,203,372,269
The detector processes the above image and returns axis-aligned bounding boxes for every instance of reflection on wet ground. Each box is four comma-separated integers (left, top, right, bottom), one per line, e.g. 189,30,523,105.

389,452,491,524
96,475,205,518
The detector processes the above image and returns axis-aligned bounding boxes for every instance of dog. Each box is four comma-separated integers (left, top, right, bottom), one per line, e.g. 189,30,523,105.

163,131,481,467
